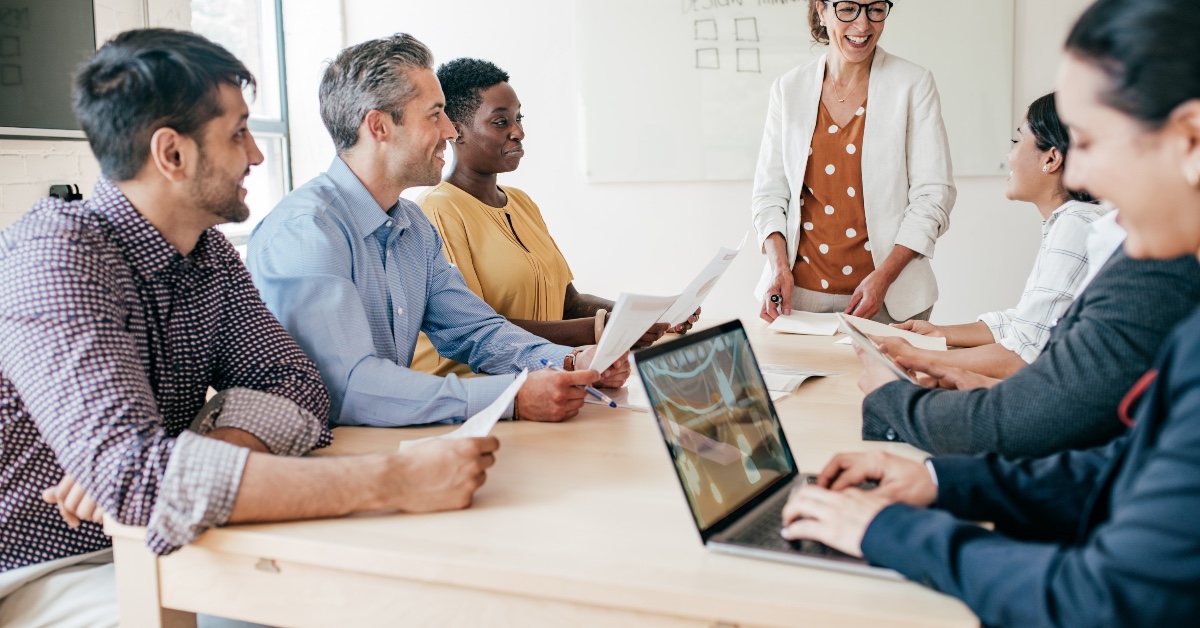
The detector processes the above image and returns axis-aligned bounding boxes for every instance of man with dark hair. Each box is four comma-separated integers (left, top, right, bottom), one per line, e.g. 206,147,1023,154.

0,29,497,626
248,34,629,428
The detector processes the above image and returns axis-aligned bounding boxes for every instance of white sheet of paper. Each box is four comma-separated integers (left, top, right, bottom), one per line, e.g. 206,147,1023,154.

587,382,789,410
398,370,528,451
589,293,679,374
658,232,748,327
759,363,839,393
839,314,948,351
835,336,853,345
767,312,841,336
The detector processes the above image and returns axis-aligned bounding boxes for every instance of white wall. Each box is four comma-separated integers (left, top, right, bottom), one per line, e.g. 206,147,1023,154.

329,0,1094,324
281,0,343,186
0,0,191,226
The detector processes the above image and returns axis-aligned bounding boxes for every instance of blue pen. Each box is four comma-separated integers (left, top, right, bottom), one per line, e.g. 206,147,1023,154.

539,359,617,408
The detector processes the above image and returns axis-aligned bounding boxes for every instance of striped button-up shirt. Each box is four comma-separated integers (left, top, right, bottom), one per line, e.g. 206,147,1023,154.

0,179,331,571
979,200,1111,362
247,157,570,427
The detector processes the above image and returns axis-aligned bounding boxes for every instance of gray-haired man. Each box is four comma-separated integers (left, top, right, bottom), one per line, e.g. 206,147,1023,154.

248,34,630,429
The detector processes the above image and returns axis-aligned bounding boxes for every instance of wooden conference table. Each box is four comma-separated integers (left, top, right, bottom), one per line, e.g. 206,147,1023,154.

106,318,978,627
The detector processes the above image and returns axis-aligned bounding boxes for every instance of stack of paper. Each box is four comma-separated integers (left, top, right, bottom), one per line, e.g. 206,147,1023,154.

837,314,947,351
767,312,841,336
759,364,839,393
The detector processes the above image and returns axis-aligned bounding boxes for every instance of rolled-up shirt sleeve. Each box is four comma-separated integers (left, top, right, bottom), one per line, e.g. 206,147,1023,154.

978,209,1096,363
208,245,332,450
194,388,326,458
146,431,247,553
894,69,955,259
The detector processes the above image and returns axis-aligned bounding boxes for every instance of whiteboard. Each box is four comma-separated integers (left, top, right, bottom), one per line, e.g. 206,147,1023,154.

576,0,1013,182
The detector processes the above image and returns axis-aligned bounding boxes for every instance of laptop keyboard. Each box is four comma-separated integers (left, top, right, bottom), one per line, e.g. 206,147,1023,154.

724,476,855,559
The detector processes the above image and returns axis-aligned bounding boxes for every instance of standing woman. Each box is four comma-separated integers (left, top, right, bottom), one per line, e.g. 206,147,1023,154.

754,0,955,323
780,0,1200,624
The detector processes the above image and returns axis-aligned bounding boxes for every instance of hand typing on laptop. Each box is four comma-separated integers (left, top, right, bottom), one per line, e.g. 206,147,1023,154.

780,452,938,557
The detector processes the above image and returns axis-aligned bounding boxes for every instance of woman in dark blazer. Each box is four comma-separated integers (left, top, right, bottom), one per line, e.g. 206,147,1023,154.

777,0,1200,625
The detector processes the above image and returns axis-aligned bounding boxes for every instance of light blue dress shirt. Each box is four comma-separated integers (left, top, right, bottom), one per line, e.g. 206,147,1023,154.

247,157,571,427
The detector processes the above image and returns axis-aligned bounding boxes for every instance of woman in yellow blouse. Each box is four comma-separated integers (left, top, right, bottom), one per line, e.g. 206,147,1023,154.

412,58,697,377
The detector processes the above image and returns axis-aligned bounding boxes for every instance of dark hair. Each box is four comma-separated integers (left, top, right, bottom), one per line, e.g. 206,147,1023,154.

437,58,510,127
808,0,830,45
72,28,255,181
1026,93,1096,204
319,34,434,153
1065,0,1200,129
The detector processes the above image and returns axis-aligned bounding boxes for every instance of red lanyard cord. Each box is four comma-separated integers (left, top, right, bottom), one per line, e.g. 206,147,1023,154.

1118,369,1159,428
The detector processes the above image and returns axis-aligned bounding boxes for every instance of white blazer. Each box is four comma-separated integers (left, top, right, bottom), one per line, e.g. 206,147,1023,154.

751,47,956,320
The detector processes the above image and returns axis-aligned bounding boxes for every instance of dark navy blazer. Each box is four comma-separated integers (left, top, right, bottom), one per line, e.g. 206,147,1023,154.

862,252,1200,456
861,304,1200,626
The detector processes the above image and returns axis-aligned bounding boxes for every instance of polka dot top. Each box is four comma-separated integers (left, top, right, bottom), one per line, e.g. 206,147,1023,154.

792,99,874,294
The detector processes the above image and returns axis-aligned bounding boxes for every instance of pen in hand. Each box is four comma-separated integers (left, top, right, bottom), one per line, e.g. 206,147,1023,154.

539,359,617,408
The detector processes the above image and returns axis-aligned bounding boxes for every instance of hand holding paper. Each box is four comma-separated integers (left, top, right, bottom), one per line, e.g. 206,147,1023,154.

838,314,947,351
588,293,678,374
399,370,528,450
658,232,747,327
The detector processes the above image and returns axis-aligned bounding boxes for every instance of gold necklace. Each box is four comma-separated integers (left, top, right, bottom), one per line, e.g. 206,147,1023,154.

831,72,863,103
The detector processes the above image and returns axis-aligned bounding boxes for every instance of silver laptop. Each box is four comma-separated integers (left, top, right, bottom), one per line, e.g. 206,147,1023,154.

633,320,900,580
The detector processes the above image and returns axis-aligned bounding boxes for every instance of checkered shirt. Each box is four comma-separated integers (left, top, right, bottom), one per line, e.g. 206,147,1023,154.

0,178,331,571
979,201,1111,362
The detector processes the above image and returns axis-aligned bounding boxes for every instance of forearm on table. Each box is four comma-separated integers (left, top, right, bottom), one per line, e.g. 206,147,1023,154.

510,318,595,347
940,321,997,348
228,453,390,522
922,343,1027,379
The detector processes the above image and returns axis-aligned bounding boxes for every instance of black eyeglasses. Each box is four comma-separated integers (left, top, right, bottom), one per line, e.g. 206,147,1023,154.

825,1,893,23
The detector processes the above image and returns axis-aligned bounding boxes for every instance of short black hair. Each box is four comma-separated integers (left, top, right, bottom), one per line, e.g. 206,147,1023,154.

72,28,255,181
1026,93,1096,204
437,58,510,126
1066,0,1200,130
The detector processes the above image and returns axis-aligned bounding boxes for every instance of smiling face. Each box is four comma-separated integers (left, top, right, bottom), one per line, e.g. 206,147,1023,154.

1058,53,1200,259
453,82,525,175
820,1,886,65
1005,119,1050,203
389,68,458,188
189,83,264,224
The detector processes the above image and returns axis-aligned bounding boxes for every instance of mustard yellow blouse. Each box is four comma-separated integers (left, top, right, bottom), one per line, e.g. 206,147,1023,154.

411,182,574,377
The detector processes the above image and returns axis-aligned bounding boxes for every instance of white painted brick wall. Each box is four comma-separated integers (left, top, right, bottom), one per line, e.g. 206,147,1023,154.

0,0,192,225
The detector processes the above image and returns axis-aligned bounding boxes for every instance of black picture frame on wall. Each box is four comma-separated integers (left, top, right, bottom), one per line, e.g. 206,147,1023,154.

0,0,96,140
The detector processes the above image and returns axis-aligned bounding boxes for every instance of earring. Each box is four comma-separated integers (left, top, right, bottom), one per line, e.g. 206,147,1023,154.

1042,166,1048,172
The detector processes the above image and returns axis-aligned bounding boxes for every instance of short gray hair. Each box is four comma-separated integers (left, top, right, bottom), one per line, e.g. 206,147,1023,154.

319,33,434,152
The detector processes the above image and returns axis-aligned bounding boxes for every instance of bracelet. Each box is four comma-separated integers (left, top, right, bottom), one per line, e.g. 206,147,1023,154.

564,350,580,371
594,309,608,343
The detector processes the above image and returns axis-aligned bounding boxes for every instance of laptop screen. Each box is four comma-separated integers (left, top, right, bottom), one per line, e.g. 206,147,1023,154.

636,322,796,533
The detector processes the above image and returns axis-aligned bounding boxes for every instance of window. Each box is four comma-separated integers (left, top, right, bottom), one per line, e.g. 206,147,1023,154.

192,0,289,244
